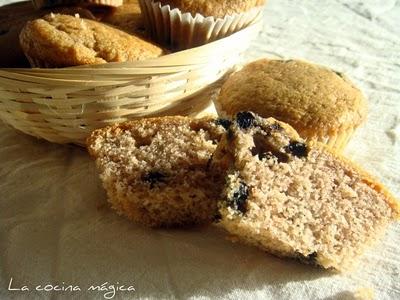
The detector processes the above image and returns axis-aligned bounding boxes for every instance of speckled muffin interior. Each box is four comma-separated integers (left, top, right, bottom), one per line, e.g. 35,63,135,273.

212,112,399,271
158,0,266,18
216,59,368,147
19,13,164,67
87,116,227,227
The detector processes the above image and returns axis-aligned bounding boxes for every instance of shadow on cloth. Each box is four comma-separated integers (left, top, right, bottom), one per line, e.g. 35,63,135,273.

0,126,332,299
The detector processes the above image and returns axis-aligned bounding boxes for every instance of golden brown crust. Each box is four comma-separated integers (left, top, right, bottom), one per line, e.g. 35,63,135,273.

32,0,123,9
102,0,145,35
216,59,368,140
0,1,98,29
0,1,98,68
19,13,164,67
158,0,266,18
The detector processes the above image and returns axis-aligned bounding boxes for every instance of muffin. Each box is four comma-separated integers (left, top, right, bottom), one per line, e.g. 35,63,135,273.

211,112,400,271
139,0,266,50
87,116,228,227
32,0,123,10
215,59,368,151
0,1,98,68
102,0,145,35
19,13,164,68
157,0,266,18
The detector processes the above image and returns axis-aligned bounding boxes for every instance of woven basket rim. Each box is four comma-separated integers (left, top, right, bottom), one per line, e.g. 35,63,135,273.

0,15,262,145
0,17,262,74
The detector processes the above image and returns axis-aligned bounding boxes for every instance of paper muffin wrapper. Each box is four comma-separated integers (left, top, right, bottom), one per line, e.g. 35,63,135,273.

316,127,356,152
32,0,123,9
139,0,263,50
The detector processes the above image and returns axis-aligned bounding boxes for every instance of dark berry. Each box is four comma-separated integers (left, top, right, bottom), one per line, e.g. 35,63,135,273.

295,251,318,266
206,155,213,170
142,171,167,188
285,141,308,158
227,128,234,140
229,182,249,214
306,252,318,262
258,151,275,160
212,212,222,223
215,118,232,130
251,132,289,163
258,151,285,162
259,151,289,163
236,112,256,129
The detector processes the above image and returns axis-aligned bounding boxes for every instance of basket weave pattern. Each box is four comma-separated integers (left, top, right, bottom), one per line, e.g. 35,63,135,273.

0,19,261,145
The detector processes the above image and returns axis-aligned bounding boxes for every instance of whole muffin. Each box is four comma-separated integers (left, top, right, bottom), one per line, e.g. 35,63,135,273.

0,1,99,68
19,13,164,68
139,0,266,50
215,59,368,151
32,0,123,9
158,0,266,18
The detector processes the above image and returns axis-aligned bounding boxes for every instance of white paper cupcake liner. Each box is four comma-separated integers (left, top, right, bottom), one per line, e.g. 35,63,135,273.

139,0,263,50
317,126,356,152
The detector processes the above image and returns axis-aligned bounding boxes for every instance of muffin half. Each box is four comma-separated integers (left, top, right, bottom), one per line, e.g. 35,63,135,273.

87,116,228,227
211,112,399,271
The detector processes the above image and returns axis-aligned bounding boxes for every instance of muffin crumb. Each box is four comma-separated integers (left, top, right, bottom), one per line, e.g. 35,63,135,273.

212,112,400,271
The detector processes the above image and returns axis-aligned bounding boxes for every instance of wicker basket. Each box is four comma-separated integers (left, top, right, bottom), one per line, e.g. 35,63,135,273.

0,18,261,145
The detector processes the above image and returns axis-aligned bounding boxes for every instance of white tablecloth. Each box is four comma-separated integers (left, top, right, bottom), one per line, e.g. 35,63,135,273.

1,0,399,299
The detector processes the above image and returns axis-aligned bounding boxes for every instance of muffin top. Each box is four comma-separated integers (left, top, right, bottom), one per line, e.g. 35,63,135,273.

216,59,368,139
19,13,164,67
158,0,266,18
0,1,98,67
102,0,144,35
32,0,123,9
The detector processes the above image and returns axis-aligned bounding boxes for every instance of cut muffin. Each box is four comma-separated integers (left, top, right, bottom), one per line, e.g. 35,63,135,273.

212,112,400,271
87,116,228,227
215,59,368,151
19,13,164,68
